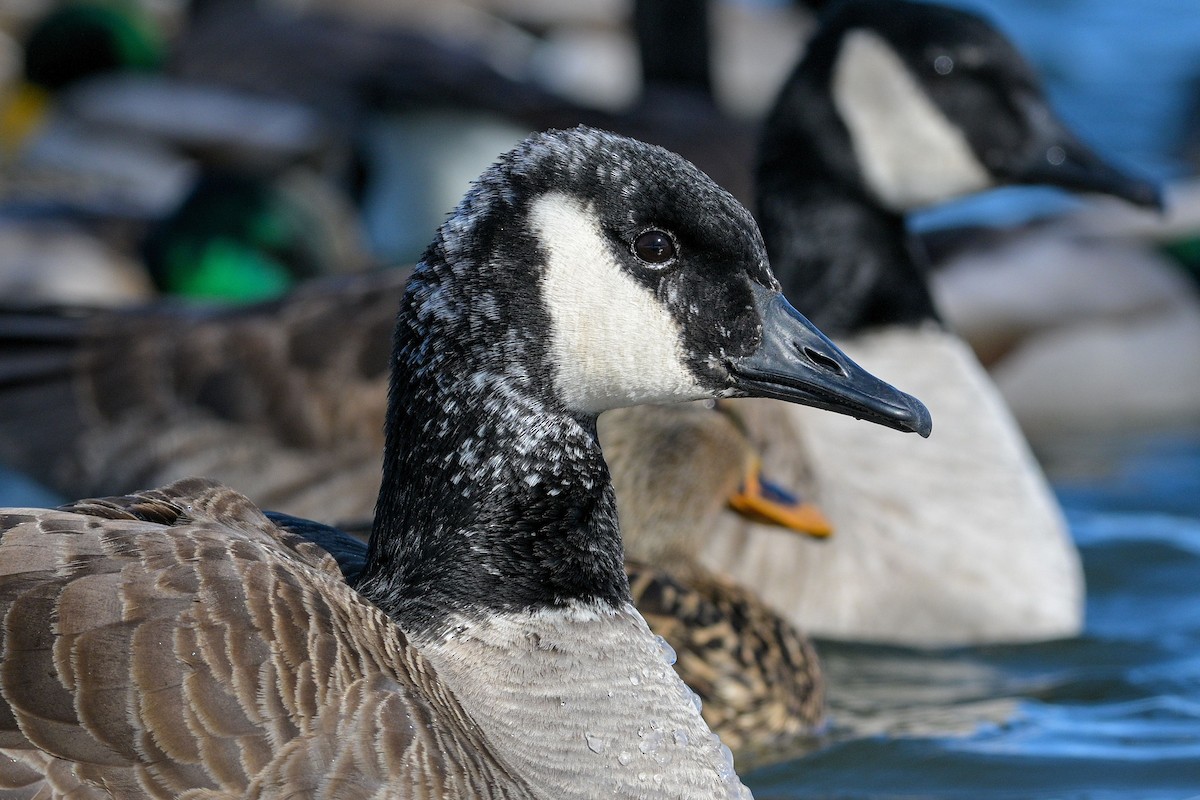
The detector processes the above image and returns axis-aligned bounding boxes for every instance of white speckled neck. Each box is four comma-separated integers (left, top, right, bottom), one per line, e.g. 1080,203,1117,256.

533,193,707,414
833,29,991,211
418,601,753,800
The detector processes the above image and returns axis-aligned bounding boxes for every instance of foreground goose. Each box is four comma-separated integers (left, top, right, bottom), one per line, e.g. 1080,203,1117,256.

698,0,1162,646
0,127,930,798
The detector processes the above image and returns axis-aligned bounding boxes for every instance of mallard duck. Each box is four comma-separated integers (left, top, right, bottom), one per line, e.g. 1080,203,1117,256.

0,0,168,305
0,126,930,797
699,0,1161,647
0,2,371,305
603,402,829,758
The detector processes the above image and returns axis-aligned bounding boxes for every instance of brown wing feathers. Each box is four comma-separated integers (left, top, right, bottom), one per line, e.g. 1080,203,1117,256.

0,479,534,799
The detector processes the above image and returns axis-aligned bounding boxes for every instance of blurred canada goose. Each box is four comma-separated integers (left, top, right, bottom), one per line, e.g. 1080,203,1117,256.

698,0,1163,647
0,127,931,797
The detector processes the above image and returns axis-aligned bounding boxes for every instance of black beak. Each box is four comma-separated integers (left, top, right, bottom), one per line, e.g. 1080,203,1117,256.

1002,93,1164,211
729,284,932,437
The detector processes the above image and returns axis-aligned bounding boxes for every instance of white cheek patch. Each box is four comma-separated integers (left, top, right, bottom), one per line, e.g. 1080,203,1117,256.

530,193,707,414
833,29,992,211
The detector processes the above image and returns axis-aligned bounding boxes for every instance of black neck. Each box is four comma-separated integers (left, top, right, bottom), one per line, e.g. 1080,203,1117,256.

756,58,942,338
358,253,630,637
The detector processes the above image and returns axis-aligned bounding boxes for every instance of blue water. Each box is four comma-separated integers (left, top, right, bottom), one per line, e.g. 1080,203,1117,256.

747,429,1200,800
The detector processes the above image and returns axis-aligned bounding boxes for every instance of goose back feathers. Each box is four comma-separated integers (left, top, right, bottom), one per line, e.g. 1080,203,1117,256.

0,478,536,799
0,270,404,523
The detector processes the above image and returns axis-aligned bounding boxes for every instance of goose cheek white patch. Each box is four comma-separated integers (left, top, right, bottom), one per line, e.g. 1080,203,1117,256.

532,193,707,414
833,28,991,211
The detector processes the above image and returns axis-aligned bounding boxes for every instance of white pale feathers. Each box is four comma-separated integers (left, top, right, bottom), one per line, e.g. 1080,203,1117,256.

833,29,992,211
533,194,707,413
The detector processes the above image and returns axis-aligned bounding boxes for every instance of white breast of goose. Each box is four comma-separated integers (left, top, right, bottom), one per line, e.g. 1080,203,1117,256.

418,602,746,800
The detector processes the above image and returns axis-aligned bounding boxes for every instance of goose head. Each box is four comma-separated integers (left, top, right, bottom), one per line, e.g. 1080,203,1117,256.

366,126,928,632
757,0,1162,336
395,125,932,433
763,0,1162,215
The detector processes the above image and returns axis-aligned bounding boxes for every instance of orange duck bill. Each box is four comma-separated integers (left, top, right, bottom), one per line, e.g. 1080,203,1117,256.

727,457,832,538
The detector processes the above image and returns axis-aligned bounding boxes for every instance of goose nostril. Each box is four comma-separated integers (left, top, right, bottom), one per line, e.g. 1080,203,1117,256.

802,346,846,376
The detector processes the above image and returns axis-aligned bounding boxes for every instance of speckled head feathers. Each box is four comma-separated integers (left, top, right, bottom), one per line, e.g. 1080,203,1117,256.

456,127,769,251
405,126,783,415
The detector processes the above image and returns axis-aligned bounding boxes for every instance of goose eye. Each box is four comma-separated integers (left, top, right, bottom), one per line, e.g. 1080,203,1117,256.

633,229,676,265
